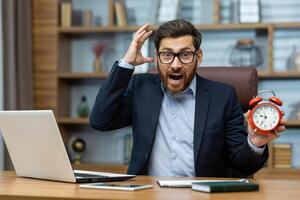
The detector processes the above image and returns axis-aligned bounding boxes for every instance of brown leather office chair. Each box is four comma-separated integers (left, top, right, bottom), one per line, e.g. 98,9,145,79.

197,67,258,112
148,67,258,112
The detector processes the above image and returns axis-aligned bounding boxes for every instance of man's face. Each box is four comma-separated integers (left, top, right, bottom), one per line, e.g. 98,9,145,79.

156,35,203,94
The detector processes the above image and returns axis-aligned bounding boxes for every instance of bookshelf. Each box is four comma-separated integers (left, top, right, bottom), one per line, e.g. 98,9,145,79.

32,0,300,171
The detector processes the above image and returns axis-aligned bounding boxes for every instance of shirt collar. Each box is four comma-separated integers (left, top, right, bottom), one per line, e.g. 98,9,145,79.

161,75,197,98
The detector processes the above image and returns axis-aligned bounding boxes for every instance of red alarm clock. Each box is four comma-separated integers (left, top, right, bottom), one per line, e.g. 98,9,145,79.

248,90,283,135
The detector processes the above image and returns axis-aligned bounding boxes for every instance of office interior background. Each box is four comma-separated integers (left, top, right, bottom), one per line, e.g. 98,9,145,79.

0,0,300,175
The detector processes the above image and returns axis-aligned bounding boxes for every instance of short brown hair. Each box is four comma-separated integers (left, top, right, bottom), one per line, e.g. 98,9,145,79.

154,19,202,51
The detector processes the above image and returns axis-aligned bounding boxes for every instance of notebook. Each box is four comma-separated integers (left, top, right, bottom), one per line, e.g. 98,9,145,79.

0,110,135,183
192,180,259,193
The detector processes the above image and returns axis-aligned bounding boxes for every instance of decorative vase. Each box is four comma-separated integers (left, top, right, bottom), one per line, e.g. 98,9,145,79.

93,56,102,72
76,95,90,118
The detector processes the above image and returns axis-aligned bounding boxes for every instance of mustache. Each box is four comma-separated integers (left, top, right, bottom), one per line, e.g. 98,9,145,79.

168,68,182,74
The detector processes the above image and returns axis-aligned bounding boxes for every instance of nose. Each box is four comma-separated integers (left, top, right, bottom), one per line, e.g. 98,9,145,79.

170,56,182,70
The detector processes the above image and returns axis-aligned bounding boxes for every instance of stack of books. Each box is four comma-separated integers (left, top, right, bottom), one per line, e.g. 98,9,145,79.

239,0,261,23
273,143,292,168
60,2,93,27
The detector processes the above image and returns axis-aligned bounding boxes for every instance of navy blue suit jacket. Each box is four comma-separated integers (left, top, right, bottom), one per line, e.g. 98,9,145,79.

90,62,268,177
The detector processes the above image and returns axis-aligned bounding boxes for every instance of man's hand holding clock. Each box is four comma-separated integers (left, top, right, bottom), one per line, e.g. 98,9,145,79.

246,90,286,147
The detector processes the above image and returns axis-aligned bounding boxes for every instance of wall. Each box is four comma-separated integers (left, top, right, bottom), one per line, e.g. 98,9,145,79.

0,0,5,170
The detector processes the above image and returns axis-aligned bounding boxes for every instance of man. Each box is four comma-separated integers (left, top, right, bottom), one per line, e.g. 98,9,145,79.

90,19,285,177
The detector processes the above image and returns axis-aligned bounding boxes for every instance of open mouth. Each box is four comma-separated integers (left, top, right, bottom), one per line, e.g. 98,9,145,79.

168,74,184,81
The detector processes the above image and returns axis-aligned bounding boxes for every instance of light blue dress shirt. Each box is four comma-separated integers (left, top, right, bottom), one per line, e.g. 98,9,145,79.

148,77,197,176
118,59,265,176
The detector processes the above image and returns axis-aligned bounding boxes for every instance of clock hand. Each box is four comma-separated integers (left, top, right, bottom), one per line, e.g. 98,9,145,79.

260,116,266,126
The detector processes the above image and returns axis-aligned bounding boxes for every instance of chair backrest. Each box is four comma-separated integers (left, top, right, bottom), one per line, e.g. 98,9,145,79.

148,67,258,112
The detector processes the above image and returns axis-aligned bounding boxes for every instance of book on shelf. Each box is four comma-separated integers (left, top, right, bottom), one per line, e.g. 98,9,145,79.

60,2,72,27
192,180,259,193
83,10,93,27
239,0,261,23
157,0,179,23
213,0,220,23
72,10,83,26
114,0,127,26
71,10,93,27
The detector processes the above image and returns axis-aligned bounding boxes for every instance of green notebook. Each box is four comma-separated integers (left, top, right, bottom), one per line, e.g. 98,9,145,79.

192,180,259,193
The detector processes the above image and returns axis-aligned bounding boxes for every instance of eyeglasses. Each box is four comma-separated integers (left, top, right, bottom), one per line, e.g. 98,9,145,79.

157,51,197,64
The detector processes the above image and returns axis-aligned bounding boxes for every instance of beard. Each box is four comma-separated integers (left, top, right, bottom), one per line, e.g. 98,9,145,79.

157,60,197,95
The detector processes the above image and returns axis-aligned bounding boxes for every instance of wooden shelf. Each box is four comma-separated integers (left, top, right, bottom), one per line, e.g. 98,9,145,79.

274,22,300,29
58,72,107,79
259,71,300,79
57,23,300,35
195,23,270,30
58,24,270,34
286,120,300,127
57,117,89,125
58,25,142,34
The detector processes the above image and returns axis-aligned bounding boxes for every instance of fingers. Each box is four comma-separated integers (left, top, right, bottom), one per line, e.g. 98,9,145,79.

124,23,152,65
244,110,250,118
143,56,154,63
137,30,153,49
133,23,152,45
276,117,286,132
280,117,286,125
269,132,280,140
276,125,286,132
136,23,150,34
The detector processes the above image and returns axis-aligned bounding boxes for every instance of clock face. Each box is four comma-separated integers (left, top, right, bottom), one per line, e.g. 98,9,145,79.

252,103,281,131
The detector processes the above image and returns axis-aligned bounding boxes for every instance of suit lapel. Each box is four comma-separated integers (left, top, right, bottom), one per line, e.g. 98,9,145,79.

148,76,163,149
194,75,210,166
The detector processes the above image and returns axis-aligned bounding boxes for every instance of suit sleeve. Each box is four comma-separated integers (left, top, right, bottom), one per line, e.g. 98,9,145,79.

224,87,268,176
89,61,135,131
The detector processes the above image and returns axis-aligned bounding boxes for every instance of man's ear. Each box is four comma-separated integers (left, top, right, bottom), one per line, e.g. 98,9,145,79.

154,56,158,68
196,49,203,66
154,50,158,67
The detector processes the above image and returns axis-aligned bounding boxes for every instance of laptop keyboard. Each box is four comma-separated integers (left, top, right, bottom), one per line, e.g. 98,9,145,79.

75,172,108,178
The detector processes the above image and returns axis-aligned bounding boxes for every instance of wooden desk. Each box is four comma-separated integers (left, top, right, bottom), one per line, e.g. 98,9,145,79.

0,171,300,200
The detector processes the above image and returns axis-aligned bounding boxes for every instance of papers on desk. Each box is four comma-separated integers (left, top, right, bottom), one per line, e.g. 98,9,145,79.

157,179,249,188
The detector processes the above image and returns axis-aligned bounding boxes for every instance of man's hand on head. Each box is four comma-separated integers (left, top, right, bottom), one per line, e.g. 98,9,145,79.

245,110,286,147
123,23,154,66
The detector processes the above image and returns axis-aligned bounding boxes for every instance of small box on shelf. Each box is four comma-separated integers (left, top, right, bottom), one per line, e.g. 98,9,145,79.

273,143,293,169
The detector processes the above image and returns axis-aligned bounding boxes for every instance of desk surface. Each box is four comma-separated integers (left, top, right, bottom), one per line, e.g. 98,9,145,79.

0,171,300,200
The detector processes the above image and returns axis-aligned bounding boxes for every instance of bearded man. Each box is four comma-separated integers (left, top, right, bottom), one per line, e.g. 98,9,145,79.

90,19,285,177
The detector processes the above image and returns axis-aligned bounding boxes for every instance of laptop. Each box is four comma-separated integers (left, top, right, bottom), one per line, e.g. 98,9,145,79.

0,110,135,183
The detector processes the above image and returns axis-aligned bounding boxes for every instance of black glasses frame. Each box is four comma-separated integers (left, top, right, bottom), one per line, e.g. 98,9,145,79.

157,51,198,64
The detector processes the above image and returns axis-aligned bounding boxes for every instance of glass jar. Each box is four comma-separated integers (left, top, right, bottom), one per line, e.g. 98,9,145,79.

229,39,263,67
